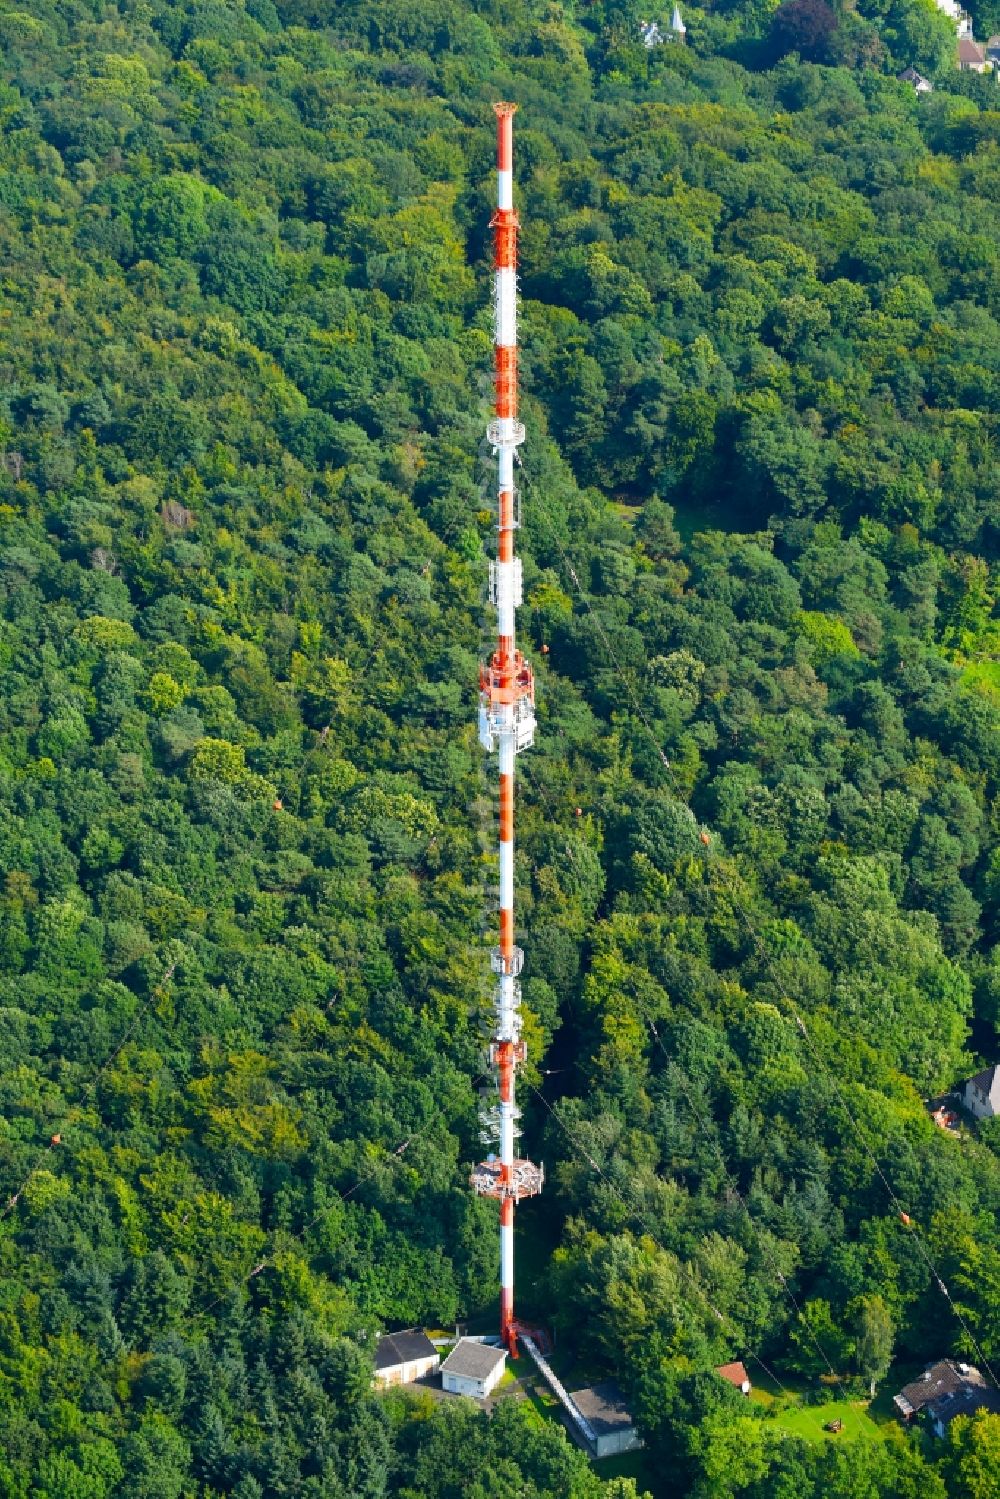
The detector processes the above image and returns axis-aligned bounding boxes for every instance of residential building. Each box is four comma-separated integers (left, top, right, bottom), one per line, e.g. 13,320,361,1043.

987,34,1000,61
373,1329,440,1388
569,1384,643,1458
439,1338,507,1399
898,67,934,92
894,1360,1000,1437
964,1064,1000,1119
959,37,989,70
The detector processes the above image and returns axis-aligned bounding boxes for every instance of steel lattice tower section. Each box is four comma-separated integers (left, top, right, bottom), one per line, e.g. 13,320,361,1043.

471,103,544,1358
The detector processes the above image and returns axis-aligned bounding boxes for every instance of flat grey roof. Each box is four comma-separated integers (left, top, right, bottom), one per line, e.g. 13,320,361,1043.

374,1330,438,1370
569,1383,636,1436
440,1338,507,1381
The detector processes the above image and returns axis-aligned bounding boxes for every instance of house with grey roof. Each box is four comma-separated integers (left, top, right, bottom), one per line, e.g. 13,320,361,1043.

373,1329,440,1388
894,1360,1000,1437
898,67,934,92
964,1064,1000,1119
440,1338,507,1399
568,1384,643,1458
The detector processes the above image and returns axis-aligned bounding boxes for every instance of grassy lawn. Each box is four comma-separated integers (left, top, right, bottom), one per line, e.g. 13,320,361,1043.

521,1378,572,1439
747,1369,893,1445
766,1396,885,1444
525,1378,561,1421
519,1394,548,1430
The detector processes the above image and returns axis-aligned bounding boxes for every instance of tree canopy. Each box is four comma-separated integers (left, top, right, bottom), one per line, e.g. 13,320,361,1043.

0,0,999,1496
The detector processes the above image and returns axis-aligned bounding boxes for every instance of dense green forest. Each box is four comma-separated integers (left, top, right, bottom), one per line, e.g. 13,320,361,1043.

2,0,1000,1495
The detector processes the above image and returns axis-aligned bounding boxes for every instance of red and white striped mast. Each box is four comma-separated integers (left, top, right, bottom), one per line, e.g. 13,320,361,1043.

471,103,544,1358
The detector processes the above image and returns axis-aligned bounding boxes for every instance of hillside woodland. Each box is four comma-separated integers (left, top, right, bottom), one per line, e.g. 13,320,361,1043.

1,1,1000,1496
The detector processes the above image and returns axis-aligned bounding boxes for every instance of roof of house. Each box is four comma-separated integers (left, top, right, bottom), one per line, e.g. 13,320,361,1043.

929,1385,1000,1428
569,1383,636,1436
440,1338,507,1381
374,1329,438,1370
895,1360,985,1418
716,1360,751,1389
898,67,928,81
958,38,986,62
966,1064,1000,1095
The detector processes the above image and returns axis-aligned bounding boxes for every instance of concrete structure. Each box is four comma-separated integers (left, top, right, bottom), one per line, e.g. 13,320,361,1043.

898,67,934,93
440,1338,507,1399
964,1064,1000,1119
639,19,664,47
716,1360,752,1395
470,103,544,1359
569,1384,643,1459
894,1360,1000,1436
373,1329,440,1387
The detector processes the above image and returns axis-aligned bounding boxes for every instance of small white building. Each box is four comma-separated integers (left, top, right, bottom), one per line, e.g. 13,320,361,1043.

569,1384,643,1459
964,1064,1000,1119
439,1338,507,1399
373,1329,440,1388
670,4,687,42
716,1360,752,1395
